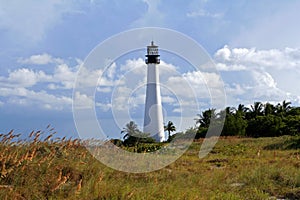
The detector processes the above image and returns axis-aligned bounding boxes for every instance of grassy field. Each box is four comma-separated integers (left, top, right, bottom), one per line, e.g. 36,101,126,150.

0,130,299,199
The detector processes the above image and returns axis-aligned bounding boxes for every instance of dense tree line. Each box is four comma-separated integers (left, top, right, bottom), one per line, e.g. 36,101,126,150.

195,101,300,138
118,101,300,145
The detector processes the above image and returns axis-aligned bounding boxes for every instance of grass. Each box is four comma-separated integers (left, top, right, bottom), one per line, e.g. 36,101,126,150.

0,128,299,199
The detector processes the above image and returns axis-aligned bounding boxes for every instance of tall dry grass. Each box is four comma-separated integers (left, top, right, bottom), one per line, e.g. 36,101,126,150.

0,127,299,199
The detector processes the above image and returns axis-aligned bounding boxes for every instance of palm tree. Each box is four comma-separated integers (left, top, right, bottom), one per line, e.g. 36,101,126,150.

121,121,140,140
164,121,176,141
264,102,275,116
276,100,291,116
236,104,249,114
249,102,263,119
225,106,235,115
195,109,216,128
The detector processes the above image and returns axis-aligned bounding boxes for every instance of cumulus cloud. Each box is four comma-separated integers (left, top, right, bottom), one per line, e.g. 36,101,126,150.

164,70,223,100
96,58,210,117
120,58,145,73
73,92,94,110
95,102,112,112
0,68,51,88
215,45,300,71
214,45,300,105
0,63,77,90
2,47,300,116
162,96,176,104
97,56,226,117
111,86,133,111
99,58,179,112
18,53,64,65
52,64,78,89
0,54,80,110
0,87,72,110
119,58,177,75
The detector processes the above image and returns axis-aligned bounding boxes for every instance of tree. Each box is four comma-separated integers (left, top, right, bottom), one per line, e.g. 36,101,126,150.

282,105,300,135
195,109,217,128
195,108,227,138
121,121,140,141
264,102,276,116
236,104,249,115
193,101,300,138
246,115,284,137
282,115,300,135
121,121,155,147
276,100,291,116
247,102,263,120
222,107,247,136
164,121,176,142
225,106,234,115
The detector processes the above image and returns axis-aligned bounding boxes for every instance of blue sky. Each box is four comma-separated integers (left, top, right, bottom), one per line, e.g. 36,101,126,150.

1,0,300,139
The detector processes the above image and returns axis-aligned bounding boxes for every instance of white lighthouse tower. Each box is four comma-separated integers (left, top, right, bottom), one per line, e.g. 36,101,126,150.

143,41,165,142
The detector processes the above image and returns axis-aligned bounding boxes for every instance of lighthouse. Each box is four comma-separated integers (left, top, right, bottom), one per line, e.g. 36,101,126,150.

143,41,165,142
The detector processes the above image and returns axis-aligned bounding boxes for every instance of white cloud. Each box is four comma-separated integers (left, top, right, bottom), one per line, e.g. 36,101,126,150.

187,9,223,19
100,58,179,113
215,45,300,71
0,54,81,110
3,47,299,116
225,83,245,96
0,62,78,90
52,64,78,89
109,58,225,115
120,58,146,75
252,70,277,88
111,86,132,111
172,108,182,113
0,68,52,88
0,87,72,110
162,96,176,104
120,58,177,76
214,45,231,61
131,0,165,27
128,93,146,109
214,45,300,106
107,62,116,79
216,63,247,71
18,53,63,65
95,102,112,112
73,92,94,109
161,70,222,114
164,70,223,100
96,87,112,93
96,58,207,117
76,65,123,89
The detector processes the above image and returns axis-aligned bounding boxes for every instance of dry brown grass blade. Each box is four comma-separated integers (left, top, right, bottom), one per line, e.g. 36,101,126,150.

0,185,13,191
29,131,35,138
44,134,53,142
75,179,82,194
51,174,70,192
56,170,62,182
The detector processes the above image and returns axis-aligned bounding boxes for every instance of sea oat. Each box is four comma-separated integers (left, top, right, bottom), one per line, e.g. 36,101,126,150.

76,178,82,194
51,174,70,192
